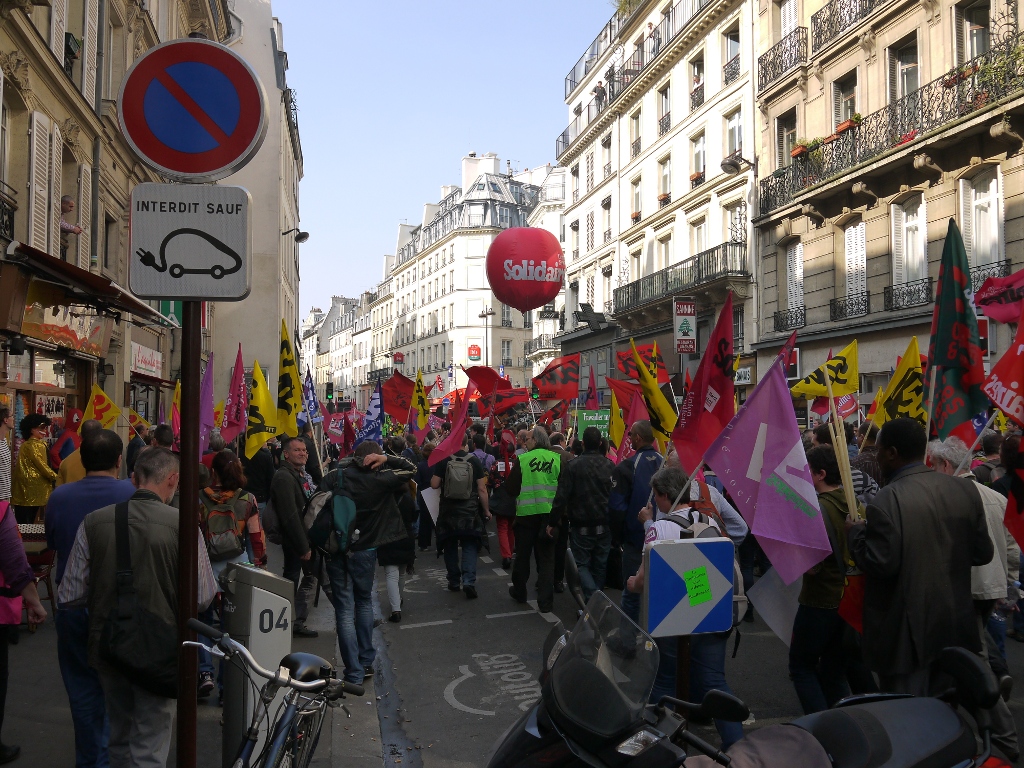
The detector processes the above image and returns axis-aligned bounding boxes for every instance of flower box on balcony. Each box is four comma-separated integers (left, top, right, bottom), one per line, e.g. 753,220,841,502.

690,172,704,181
790,144,808,158
631,212,642,224
822,133,839,144
835,118,859,134
657,193,671,202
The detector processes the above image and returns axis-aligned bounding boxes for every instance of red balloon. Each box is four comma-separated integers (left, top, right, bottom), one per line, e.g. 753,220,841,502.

485,228,565,313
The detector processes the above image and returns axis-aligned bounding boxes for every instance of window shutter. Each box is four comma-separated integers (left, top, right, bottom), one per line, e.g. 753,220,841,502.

49,121,62,258
77,163,91,269
28,112,51,252
888,52,898,103
781,0,796,36
955,5,965,65
82,0,98,101
891,204,905,284
996,170,1005,268
959,179,974,264
833,84,842,129
846,221,866,296
776,122,785,167
50,0,67,62
786,242,804,309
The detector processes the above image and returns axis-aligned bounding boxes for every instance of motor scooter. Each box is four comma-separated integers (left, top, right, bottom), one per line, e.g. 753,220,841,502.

486,552,1003,768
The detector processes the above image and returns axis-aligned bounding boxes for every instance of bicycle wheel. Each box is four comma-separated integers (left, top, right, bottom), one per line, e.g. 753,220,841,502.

292,707,327,768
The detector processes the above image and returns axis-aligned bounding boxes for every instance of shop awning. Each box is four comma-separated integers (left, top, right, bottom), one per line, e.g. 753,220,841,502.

4,242,175,328
129,371,177,388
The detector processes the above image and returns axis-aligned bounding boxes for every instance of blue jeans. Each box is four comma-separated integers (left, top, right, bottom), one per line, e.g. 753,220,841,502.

569,529,612,601
443,538,479,587
620,544,643,624
56,607,110,768
324,549,376,682
196,605,219,682
650,633,743,750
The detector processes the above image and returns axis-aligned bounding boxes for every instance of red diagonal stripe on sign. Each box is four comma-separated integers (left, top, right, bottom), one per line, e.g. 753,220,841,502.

155,71,231,146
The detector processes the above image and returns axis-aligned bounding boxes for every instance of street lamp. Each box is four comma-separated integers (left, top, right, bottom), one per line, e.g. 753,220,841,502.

478,306,495,367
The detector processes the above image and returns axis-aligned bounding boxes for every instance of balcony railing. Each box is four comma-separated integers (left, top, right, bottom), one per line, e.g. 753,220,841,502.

572,248,579,261
658,113,672,136
631,137,642,158
501,319,514,327
830,291,870,321
659,194,672,208
631,212,642,225
971,259,1011,288
604,162,612,178
811,0,883,51
604,300,614,315
555,0,719,160
758,27,807,92
613,242,749,314
563,0,644,97
604,228,613,242
774,306,806,332
724,54,740,85
691,83,705,110
760,35,1024,214
525,335,558,355
573,189,579,203
501,357,514,367
0,183,17,244
884,277,934,311
690,171,705,189
367,367,392,384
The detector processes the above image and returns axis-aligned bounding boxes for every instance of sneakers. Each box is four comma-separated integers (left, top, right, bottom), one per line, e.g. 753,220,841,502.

363,665,374,680
389,611,402,623
464,585,478,600
292,624,319,638
447,583,461,592
198,672,215,699
1000,674,1014,702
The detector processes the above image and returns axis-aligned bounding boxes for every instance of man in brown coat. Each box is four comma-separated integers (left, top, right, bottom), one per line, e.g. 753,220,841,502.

848,418,993,695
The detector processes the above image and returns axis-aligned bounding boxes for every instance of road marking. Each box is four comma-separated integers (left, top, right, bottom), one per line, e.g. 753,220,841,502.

443,665,495,716
492,568,508,576
479,555,493,563
399,620,453,630
527,600,561,623
486,610,537,619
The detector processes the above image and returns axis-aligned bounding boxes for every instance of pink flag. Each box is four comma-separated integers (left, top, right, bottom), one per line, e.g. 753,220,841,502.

617,386,648,463
428,381,478,466
326,412,346,445
199,352,216,453
584,366,599,410
221,345,248,443
975,267,1024,323
704,359,832,585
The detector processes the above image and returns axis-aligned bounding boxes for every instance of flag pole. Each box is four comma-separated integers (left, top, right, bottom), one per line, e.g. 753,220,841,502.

953,410,998,475
825,373,859,518
924,365,938,438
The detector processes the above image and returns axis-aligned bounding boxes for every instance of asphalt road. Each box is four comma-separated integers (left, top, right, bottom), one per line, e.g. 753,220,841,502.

372,527,1024,768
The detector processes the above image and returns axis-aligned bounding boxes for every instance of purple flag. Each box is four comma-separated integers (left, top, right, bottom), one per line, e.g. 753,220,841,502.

704,359,832,584
199,352,216,453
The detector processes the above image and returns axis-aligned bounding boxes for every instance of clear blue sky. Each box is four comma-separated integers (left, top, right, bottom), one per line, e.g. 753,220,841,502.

272,0,614,316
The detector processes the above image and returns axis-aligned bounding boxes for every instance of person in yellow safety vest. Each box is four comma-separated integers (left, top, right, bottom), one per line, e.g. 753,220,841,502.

506,426,562,613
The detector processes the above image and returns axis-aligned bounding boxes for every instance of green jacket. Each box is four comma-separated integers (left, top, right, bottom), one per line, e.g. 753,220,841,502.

514,449,561,519
799,488,854,609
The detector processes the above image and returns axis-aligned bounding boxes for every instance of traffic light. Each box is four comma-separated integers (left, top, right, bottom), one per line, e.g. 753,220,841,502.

325,382,334,400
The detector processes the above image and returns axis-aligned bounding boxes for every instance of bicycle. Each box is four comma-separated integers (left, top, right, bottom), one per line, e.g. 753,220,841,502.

185,618,364,768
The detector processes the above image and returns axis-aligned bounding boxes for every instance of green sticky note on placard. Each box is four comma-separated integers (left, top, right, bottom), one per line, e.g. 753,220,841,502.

684,566,712,607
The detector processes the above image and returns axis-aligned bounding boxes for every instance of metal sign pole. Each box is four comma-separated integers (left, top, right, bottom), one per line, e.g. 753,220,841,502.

177,300,201,768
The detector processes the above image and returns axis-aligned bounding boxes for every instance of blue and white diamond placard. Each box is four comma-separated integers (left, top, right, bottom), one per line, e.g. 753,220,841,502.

642,537,735,637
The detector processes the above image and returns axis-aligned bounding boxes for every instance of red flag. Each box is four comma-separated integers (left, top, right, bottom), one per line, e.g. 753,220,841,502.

777,330,798,368
584,366,599,410
485,387,531,415
617,390,648,462
341,412,357,457
532,354,581,401
983,302,1024,427
975,266,1024,323
381,371,416,421
616,344,670,385
605,377,642,412
463,365,512,395
539,399,569,426
221,344,248,443
671,293,735,475
429,381,478,466
683,369,693,398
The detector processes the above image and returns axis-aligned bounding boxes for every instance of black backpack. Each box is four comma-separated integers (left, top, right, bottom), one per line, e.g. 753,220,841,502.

306,472,360,556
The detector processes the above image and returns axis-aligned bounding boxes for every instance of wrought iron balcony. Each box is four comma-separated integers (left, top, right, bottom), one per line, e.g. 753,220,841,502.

604,162,612,178
0,183,17,244
501,319,514,327
830,291,870,321
691,83,705,111
658,113,672,136
724,55,740,85
690,171,705,189
366,366,392,384
971,259,1011,288
631,137,642,158
760,35,1024,214
631,212,642,225
501,357,514,366
884,277,934,311
572,248,579,261
525,335,558,356
774,306,806,332
812,0,883,51
758,27,807,93
659,194,672,208
614,242,749,314
604,300,614,315
573,189,579,203
604,228,613,242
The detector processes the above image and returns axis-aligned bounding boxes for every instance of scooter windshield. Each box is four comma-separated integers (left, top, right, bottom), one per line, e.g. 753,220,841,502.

548,591,659,739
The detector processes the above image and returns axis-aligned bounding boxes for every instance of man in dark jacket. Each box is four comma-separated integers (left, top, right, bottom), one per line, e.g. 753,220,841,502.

432,432,490,598
241,443,275,508
552,426,615,600
300,423,323,486
848,418,994,694
269,436,319,638
609,420,663,624
322,440,415,682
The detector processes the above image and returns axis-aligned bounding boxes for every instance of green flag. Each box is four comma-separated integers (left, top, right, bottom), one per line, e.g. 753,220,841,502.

927,218,988,443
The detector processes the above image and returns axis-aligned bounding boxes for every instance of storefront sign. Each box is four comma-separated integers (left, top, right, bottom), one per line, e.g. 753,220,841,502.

468,344,481,362
735,366,752,386
577,409,610,436
674,297,697,354
393,352,405,363
131,342,163,377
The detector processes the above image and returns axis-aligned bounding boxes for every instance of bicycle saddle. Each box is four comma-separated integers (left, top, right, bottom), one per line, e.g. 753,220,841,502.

280,652,332,683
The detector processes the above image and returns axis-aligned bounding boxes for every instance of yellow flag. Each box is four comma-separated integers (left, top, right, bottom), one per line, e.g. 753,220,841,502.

648,341,660,380
245,360,278,459
277,320,302,438
412,370,430,430
872,337,927,427
127,408,150,432
608,390,625,450
995,409,1009,434
171,380,181,413
790,339,859,397
630,338,677,448
82,384,121,429
214,400,225,429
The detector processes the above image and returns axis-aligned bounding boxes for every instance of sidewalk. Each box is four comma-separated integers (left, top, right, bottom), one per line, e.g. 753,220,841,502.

4,543,386,767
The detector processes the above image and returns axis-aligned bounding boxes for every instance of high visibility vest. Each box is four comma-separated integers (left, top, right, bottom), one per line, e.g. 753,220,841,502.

516,449,561,517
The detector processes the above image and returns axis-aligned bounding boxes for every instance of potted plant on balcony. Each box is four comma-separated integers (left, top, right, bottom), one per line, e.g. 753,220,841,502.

791,138,811,158
836,114,862,134
690,171,704,182
631,211,642,224
657,192,671,202
822,132,840,144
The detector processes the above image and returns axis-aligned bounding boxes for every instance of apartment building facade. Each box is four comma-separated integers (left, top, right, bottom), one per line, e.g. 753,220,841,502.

754,0,1023,415
556,0,758,404
525,166,568,378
